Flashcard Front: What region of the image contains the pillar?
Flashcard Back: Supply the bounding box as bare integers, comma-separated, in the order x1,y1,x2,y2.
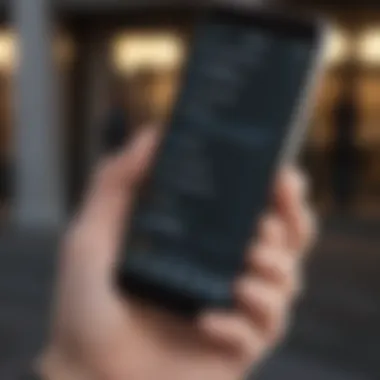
12,0,66,229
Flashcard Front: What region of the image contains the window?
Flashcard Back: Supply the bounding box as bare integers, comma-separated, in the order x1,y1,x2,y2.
110,31,186,124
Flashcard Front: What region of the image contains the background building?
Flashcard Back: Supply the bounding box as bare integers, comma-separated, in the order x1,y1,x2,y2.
1,2,380,380
0,0,379,229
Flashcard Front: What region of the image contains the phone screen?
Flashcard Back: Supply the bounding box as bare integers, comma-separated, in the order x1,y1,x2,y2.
120,9,320,305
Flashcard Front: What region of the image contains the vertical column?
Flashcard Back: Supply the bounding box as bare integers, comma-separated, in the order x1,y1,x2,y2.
12,0,65,229
83,30,113,171
66,28,112,213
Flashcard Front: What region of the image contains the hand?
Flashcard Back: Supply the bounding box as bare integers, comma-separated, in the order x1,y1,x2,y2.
39,128,316,380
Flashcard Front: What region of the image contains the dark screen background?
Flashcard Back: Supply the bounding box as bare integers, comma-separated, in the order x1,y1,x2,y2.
125,11,317,286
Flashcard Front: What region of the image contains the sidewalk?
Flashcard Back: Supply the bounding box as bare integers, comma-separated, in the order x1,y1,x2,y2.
258,352,371,380
0,218,379,379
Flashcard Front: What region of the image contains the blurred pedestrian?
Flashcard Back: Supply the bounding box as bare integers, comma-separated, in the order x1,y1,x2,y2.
0,144,10,220
0,76,11,223
101,77,133,154
331,63,359,213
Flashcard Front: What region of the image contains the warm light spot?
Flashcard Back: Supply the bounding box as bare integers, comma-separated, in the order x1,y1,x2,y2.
0,30,17,72
323,27,350,66
0,30,75,72
358,28,380,65
112,32,184,75
55,34,75,66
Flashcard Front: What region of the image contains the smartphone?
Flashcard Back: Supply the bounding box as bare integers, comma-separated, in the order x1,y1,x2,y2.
117,6,327,316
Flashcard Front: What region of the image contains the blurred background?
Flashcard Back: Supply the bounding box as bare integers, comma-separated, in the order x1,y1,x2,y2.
0,0,379,379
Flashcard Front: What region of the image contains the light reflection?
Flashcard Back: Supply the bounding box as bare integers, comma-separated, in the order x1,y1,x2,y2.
112,32,184,75
323,27,350,66
358,28,380,65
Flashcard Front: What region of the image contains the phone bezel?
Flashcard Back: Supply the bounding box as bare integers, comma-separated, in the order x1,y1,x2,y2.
118,5,330,315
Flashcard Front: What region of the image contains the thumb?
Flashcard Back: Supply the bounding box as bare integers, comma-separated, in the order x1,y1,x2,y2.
65,126,160,273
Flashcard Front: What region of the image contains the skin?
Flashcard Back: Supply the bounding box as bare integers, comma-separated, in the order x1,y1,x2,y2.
38,128,316,380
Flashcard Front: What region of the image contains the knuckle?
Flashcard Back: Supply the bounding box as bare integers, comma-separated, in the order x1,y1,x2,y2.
270,322,287,346
292,207,317,253
284,267,303,298
300,210,318,251
261,215,286,245
257,296,275,323
267,261,288,287
266,314,289,346
275,257,293,284
243,341,261,364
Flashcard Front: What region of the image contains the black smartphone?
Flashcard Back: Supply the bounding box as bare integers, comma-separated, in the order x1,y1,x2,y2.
117,6,327,316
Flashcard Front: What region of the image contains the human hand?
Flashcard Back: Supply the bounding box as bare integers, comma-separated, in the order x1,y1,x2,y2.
39,128,316,380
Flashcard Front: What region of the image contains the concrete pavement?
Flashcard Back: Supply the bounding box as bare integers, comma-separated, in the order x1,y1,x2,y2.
0,218,379,379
